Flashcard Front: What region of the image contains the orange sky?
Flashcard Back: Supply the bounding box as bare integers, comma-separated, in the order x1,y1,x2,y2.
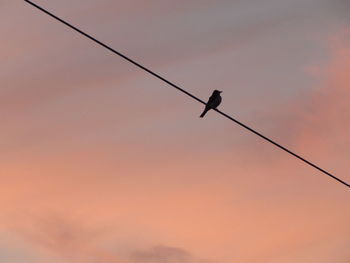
1,1,350,263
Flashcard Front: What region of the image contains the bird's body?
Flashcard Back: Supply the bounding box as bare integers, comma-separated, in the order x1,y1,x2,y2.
200,90,222,118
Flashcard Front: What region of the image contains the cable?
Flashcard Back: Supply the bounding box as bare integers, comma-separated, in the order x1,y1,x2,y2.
23,0,349,189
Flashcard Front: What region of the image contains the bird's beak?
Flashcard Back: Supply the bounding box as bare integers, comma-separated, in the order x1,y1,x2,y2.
219,91,223,93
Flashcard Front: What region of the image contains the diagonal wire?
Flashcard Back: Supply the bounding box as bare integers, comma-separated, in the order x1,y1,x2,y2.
23,0,349,189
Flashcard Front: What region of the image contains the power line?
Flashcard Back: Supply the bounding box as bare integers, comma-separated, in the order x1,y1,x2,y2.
23,0,349,189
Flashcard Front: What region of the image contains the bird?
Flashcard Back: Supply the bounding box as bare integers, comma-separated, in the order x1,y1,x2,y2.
200,90,222,118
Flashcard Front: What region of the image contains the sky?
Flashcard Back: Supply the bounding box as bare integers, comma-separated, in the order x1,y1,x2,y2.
1,0,350,262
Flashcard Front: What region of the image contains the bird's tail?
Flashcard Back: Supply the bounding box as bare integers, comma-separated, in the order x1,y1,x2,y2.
200,109,209,118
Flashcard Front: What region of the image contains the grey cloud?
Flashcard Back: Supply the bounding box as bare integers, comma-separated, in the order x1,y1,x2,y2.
13,215,214,263
11,214,121,263
130,246,213,263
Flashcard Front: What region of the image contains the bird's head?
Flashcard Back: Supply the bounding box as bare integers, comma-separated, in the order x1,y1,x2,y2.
213,90,222,94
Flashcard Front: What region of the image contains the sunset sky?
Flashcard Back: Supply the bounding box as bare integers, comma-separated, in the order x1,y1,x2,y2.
1,0,350,262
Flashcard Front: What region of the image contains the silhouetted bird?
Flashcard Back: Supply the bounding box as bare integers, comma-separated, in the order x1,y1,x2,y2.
200,90,222,118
